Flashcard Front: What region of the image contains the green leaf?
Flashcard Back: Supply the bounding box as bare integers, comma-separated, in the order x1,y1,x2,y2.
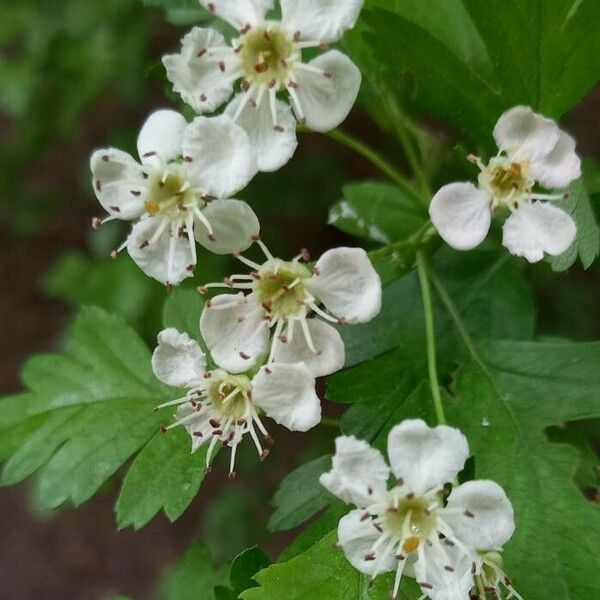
116,427,210,530
229,547,271,595
353,1,600,145
0,307,206,524
329,182,428,245
241,531,421,600
162,288,203,342
341,247,534,367
550,173,600,271
268,455,332,532
162,541,221,600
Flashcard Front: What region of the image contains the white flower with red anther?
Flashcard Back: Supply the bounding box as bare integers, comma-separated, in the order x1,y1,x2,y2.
162,0,363,172
152,328,321,478
320,420,517,600
90,109,259,286
198,242,381,375
430,106,581,263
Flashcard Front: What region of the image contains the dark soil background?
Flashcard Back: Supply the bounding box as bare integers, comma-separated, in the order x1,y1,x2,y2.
0,6,599,599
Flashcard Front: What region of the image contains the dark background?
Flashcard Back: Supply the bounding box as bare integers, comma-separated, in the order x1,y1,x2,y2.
1,2,599,598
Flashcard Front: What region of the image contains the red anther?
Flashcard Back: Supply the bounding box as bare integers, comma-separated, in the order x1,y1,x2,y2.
159,425,167,433
102,154,110,162
193,431,203,437
209,419,220,428
239,351,251,360
364,553,375,561
237,315,246,323
293,31,301,41
260,449,270,462
274,125,284,132
264,435,274,446
219,61,226,72
197,48,207,58
204,467,212,475
464,510,475,518
95,180,102,192
228,471,237,481
91,217,102,230
240,24,251,34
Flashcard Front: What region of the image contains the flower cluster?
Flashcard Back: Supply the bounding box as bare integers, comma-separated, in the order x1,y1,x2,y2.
152,242,381,477
430,106,581,263
321,420,522,600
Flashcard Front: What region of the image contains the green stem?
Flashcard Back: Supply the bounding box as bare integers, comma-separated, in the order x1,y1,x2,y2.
416,250,446,425
320,417,341,429
298,125,420,205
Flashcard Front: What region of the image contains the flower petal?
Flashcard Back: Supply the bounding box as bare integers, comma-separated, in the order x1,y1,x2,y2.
319,435,389,506
502,201,576,263
493,105,560,162
182,115,257,198
281,0,363,43
292,50,361,132
195,198,260,255
225,91,298,172
252,363,321,431
429,182,492,250
337,509,396,576
199,293,269,373
163,27,238,114
387,420,469,495
200,0,273,29
137,109,188,165
444,480,515,551
152,328,206,388
127,217,194,286
176,402,215,453
90,149,146,220
273,318,345,378
307,247,381,324
529,130,582,190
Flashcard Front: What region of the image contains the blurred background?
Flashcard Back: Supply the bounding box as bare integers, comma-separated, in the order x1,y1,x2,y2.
0,1,599,598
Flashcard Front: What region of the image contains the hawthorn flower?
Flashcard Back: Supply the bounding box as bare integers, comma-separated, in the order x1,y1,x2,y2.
162,0,363,172
152,328,321,477
430,106,581,263
90,109,259,285
198,242,381,376
320,420,516,600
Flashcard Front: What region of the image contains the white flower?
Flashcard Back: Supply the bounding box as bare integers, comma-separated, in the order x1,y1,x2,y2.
162,0,363,172
430,106,581,263
90,109,259,286
319,420,516,600
152,328,321,478
198,242,381,375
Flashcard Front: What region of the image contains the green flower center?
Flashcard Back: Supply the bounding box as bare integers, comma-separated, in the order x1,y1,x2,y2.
383,496,438,553
239,26,295,86
207,372,252,420
480,157,532,208
254,259,312,319
145,165,196,216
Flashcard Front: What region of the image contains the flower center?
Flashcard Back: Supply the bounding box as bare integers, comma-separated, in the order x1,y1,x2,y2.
383,495,438,553
145,164,197,217
254,259,312,320
239,26,295,87
479,156,533,209
207,371,252,420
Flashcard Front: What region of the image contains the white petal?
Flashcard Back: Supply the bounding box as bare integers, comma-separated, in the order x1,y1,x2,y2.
387,420,470,495
127,218,194,286
163,27,238,114
529,130,582,190
281,0,363,43
152,328,206,388
413,543,474,600
90,149,146,220
337,509,396,576
176,402,215,453
199,293,269,373
493,105,560,162
225,91,298,172
137,109,188,165
307,247,381,324
252,363,320,431
319,435,389,506
182,115,257,198
444,480,515,551
292,50,361,132
429,182,492,250
502,201,576,263
195,198,260,255
200,0,273,29
273,318,345,378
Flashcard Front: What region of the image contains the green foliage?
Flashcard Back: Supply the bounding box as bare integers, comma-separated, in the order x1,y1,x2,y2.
241,531,421,600
268,455,332,532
